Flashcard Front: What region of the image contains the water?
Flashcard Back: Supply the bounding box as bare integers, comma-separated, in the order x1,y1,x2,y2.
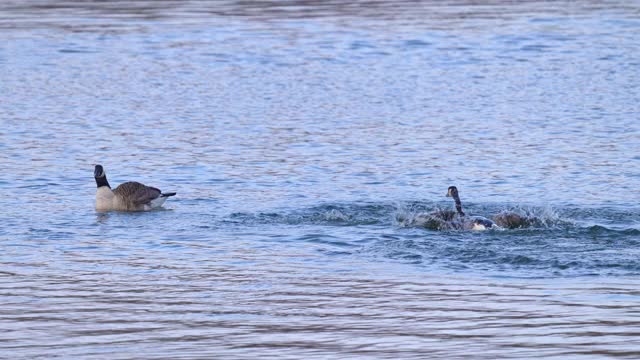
2,1,640,358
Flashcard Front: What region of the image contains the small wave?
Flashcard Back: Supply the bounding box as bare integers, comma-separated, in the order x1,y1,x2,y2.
586,224,640,236
225,203,393,227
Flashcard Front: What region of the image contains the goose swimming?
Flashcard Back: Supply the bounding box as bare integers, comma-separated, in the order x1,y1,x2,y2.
94,164,176,212
445,186,499,231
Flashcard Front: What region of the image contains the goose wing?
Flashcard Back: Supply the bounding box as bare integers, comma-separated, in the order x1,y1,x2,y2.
113,181,161,205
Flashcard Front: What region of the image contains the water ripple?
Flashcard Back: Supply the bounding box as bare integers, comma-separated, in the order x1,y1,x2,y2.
2,1,640,358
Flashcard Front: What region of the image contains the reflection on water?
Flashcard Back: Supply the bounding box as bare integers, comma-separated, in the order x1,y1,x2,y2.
1,0,639,30
4,264,640,358
2,0,640,358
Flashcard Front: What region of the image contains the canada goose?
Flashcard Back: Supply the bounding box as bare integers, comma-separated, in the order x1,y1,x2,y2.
94,164,176,212
446,186,498,230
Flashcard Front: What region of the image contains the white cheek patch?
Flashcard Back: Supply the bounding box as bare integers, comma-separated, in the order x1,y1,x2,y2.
471,223,487,231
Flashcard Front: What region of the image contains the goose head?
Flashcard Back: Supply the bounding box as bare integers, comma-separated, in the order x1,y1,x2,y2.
94,164,105,178
446,185,465,216
94,164,111,189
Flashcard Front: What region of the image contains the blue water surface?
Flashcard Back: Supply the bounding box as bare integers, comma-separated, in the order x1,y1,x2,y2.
1,1,640,358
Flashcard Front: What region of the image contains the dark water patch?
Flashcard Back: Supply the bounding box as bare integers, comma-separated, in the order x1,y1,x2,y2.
225,202,638,240
366,229,640,278
520,44,553,52
297,233,357,249
349,40,376,50
587,225,640,237
58,48,97,54
340,202,640,277
403,39,431,48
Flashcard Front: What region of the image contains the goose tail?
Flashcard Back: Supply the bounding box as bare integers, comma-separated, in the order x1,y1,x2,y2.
161,192,177,198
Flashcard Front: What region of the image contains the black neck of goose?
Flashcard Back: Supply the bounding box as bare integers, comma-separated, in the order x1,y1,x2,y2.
95,175,111,189
453,195,465,216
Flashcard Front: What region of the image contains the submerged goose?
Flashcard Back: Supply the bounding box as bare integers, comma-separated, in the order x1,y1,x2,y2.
492,210,536,229
445,186,499,231
94,164,176,212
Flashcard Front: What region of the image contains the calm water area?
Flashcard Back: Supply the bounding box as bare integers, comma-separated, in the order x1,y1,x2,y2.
1,1,640,358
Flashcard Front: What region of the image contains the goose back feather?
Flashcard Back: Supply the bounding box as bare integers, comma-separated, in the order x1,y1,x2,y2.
114,182,161,206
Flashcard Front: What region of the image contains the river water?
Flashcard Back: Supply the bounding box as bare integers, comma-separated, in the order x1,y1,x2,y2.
1,1,640,358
